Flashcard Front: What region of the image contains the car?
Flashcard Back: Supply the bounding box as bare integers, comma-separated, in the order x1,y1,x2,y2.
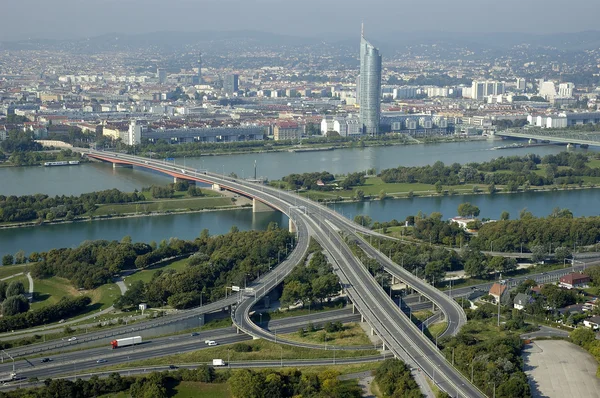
191,332,199,337
207,341,218,346
204,340,212,344
40,358,52,363
96,359,107,363
67,337,77,342
58,319,65,324
169,365,178,369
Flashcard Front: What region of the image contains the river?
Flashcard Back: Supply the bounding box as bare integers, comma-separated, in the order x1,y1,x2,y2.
0,139,598,257
0,139,582,196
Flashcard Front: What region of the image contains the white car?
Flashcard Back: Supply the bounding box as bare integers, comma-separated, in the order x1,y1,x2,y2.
207,341,218,346
67,337,77,342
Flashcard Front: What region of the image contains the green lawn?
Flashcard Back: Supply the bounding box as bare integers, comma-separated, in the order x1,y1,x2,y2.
126,257,190,285
30,276,120,312
426,321,448,340
97,339,379,371
411,310,434,322
0,264,28,280
298,177,478,200
93,197,233,216
30,277,80,310
281,322,373,346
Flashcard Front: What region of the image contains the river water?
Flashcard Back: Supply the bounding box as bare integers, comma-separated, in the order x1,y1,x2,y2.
0,139,576,196
0,139,597,257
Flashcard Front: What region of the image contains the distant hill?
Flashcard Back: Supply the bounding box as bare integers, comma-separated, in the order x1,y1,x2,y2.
1,29,599,52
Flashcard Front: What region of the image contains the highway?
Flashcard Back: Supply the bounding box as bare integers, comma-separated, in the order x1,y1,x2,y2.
77,150,489,396
0,309,370,381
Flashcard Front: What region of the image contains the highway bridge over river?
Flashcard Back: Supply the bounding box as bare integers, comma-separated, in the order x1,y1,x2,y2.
79,149,482,397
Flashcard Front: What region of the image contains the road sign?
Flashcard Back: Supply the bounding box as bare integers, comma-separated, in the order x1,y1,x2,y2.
165,157,175,161
231,286,240,292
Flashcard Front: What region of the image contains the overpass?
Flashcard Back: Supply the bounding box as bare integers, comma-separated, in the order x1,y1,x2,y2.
79,149,481,398
496,127,600,146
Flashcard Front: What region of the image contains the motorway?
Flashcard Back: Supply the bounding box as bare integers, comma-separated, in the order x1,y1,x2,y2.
0,309,370,381
77,150,487,397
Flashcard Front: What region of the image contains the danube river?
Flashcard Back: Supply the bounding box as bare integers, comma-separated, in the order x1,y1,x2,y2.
0,139,597,257
0,139,577,196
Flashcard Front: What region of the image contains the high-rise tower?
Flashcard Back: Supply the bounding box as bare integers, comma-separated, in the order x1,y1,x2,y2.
198,53,203,84
358,24,382,136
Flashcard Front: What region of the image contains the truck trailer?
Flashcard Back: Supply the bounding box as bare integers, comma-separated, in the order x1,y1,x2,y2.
0,372,17,384
110,336,142,349
212,359,225,367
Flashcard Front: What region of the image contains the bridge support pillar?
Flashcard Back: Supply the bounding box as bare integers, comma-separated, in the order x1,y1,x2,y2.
212,184,222,191
370,327,375,336
288,219,297,234
253,198,275,213
360,314,364,323
352,303,355,314
382,342,386,351
112,163,132,169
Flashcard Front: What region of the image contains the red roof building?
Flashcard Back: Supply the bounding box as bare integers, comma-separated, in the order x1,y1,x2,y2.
559,273,590,289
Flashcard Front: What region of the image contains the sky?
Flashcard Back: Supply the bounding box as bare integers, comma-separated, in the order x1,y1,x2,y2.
2,0,599,41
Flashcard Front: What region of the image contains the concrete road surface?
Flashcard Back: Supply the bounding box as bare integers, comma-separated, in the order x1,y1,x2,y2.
523,340,600,398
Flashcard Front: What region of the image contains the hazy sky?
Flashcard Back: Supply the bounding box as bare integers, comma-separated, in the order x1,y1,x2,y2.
3,0,599,41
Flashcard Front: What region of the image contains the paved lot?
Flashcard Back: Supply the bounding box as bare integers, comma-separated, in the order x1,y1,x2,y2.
523,340,600,398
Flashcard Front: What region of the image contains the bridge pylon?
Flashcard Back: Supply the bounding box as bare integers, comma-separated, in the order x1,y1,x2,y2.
253,198,275,213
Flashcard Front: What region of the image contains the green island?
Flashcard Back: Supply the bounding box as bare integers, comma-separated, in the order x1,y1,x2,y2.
270,151,600,201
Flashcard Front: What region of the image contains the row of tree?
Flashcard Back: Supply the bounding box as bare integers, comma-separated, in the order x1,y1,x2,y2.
0,296,90,333
0,189,143,223
281,171,336,191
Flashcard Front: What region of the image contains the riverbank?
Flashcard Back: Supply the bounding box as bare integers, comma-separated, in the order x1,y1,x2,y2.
294,176,600,204
0,194,250,230
143,134,498,159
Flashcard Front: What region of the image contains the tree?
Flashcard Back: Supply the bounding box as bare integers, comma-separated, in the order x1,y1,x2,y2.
2,294,29,316
488,183,497,194
457,202,480,218
46,212,55,221
65,211,75,221
435,180,443,194
570,327,596,347
6,280,25,297
554,246,571,263
228,369,265,398
424,261,446,283
354,189,365,201
378,190,387,200
500,211,510,221
353,215,372,228
2,254,14,266
14,250,26,264
28,252,41,263
531,245,546,263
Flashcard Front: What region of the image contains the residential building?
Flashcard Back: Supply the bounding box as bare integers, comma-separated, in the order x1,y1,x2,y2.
583,316,600,330
143,126,265,144
489,283,508,304
471,80,505,100
513,293,532,310
559,273,590,289
273,122,304,141
359,25,382,136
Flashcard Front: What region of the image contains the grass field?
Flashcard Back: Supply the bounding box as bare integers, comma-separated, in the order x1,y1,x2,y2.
30,276,120,312
281,322,373,347
426,321,448,340
93,197,233,216
126,257,190,285
411,310,434,323
97,339,379,371
0,264,28,280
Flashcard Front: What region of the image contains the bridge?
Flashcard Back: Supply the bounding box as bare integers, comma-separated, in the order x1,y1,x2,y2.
81,149,483,398
496,127,600,146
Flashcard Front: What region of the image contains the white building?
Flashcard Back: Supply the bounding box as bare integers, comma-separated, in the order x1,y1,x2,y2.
125,120,144,146
471,80,505,100
558,82,575,98
539,80,558,100
516,78,526,90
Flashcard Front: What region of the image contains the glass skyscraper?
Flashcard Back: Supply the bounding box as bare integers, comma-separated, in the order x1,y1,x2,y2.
359,27,382,136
